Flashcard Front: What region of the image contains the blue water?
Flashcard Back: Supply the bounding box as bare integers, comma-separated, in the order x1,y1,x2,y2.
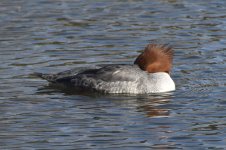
0,0,226,149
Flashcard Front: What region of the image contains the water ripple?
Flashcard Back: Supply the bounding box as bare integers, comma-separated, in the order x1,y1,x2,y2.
0,0,226,149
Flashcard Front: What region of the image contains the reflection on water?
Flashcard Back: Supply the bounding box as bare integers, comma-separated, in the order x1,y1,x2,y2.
39,84,173,118
0,0,226,149
137,99,170,118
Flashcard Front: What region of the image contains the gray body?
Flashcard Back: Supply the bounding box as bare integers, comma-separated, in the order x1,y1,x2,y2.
36,64,175,94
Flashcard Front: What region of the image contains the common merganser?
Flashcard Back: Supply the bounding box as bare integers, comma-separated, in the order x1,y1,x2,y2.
35,44,175,94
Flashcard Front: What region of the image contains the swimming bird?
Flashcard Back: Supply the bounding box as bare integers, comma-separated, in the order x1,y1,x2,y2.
35,44,175,94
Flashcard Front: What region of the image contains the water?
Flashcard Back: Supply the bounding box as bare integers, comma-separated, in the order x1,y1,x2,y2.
0,0,226,149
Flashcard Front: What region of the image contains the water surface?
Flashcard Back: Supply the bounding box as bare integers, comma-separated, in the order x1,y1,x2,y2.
0,0,226,149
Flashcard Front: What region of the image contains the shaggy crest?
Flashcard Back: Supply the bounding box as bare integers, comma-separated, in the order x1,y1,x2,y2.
134,44,173,73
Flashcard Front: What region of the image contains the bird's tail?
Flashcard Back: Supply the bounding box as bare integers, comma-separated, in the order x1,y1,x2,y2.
32,72,58,82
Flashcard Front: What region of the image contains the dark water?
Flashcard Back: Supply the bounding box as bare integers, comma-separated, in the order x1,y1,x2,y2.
0,0,226,149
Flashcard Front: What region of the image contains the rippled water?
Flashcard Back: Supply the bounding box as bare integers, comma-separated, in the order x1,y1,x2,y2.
0,0,226,149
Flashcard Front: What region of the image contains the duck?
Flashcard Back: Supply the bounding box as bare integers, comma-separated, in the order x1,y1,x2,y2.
35,44,175,94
